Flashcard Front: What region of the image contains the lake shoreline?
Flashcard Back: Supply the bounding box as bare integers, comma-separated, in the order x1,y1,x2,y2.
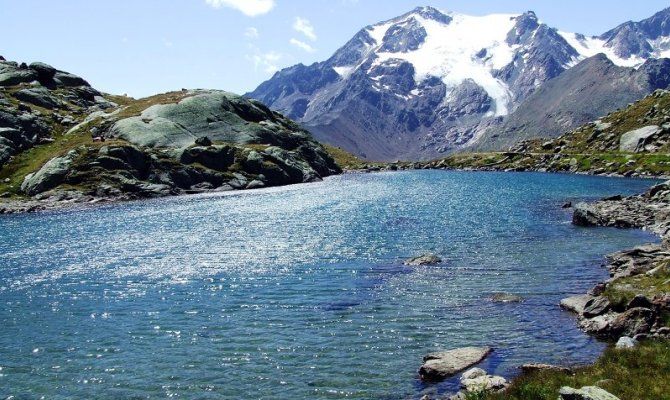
1,165,667,216
472,179,670,399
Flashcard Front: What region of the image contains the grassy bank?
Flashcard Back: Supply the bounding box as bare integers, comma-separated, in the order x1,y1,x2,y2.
485,340,670,400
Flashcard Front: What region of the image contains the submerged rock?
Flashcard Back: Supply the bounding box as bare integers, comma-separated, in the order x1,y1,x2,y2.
419,346,492,381
490,292,523,303
404,253,442,266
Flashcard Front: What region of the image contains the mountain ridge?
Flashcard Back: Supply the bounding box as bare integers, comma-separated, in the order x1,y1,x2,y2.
249,6,670,161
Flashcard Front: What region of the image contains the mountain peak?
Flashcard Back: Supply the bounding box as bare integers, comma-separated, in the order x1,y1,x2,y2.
397,5,453,25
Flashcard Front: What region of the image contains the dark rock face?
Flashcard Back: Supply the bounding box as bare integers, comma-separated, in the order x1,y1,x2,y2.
249,6,670,161
380,17,426,53
600,7,670,59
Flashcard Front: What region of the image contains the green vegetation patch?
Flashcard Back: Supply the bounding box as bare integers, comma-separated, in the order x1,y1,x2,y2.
487,340,670,400
323,144,371,170
604,262,670,310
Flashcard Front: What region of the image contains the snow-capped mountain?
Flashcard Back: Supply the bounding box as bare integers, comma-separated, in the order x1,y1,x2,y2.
249,6,670,161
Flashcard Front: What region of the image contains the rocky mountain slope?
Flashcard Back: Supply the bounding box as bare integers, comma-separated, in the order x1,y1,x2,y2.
0,57,340,213
475,55,670,151
249,6,670,161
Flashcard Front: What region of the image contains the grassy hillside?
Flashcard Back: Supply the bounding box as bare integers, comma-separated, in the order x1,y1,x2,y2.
435,89,670,177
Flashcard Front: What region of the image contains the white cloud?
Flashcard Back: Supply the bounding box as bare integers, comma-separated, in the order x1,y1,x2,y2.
245,27,259,39
205,0,275,17
289,38,316,53
293,17,317,41
246,47,283,73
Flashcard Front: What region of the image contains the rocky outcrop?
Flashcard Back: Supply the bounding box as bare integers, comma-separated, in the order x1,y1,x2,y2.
0,74,341,212
0,58,111,170
619,125,663,152
419,346,492,381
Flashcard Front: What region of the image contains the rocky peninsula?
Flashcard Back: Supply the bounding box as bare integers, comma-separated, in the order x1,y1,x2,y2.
0,57,340,214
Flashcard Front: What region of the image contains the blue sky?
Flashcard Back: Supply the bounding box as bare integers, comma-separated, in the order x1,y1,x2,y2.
2,0,668,97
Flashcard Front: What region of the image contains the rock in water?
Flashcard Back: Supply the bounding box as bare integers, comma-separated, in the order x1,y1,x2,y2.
404,253,442,266
572,203,601,226
490,292,523,303
559,386,620,400
460,367,487,380
419,347,492,380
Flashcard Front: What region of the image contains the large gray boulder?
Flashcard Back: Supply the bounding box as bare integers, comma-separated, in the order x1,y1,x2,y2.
21,150,78,196
419,347,492,380
619,125,660,152
559,386,620,400
108,90,309,149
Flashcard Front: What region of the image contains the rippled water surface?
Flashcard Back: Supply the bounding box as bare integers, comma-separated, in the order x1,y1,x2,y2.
0,171,660,399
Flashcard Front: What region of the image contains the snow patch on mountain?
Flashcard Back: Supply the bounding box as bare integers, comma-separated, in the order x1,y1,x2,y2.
367,13,520,116
333,65,355,78
559,32,646,67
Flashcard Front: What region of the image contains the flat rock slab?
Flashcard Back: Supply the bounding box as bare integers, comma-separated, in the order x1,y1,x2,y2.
559,386,620,400
520,363,572,374
560,294,594,315
419,346,492,381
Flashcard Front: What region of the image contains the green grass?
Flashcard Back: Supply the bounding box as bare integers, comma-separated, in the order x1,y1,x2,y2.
323,144,370,170
486,340,670,400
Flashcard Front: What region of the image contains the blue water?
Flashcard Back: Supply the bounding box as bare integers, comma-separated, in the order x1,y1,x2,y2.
0,171,659,399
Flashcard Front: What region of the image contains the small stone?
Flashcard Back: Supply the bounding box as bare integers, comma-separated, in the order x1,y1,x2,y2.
615,336,638,349
560,294,594,315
